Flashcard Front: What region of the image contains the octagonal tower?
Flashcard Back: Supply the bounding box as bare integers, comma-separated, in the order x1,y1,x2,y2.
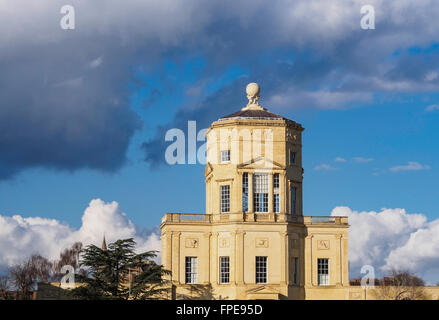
160,83,349,300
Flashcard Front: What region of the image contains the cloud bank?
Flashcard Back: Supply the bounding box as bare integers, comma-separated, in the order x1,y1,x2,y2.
0,199,161,269
332,206,439,283
2,199,438,283
2,0,439,172
390,161,431,172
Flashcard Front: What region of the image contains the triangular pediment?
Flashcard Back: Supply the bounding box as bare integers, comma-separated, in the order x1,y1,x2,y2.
237,157,284,170
246,285,280,295
204,162,213,177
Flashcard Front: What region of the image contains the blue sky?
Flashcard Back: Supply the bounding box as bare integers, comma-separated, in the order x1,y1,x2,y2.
1,0,439,282
1,70,438,229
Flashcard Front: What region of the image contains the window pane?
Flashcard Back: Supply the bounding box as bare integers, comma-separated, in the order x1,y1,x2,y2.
221,150,230,163
273,194,280,213
317,258,329,286
291,186,297,215
290,151,296,164
255,256,267,284
220,256,230,284
273,174,280,213
293,257,299,285
221,185,230,213
185,257,198,284
254,174,268,213
242,173,248,212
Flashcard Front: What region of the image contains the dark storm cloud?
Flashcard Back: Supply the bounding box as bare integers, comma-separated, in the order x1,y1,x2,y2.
2,0,439,176
0,37,143,179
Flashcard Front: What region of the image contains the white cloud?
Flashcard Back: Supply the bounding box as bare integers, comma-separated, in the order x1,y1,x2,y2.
314,164,337,171
331,206,439,283
89,56,103,69
334,157,346,162
353,157,374,163
390,161,431,172
425,104,439,112
425,72,438,82
0,199,161,268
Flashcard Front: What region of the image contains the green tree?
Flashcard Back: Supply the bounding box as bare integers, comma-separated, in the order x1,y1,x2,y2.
70,238,169,300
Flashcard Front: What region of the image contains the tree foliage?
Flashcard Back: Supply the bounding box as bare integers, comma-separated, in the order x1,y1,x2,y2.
70,238,169,300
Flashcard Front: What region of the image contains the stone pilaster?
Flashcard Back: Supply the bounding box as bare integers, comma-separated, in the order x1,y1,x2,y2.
236,231,245,284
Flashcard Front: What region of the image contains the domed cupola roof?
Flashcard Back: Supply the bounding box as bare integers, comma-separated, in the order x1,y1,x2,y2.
217,82,302,129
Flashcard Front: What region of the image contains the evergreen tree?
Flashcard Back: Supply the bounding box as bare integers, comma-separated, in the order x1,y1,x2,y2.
70,238,169,300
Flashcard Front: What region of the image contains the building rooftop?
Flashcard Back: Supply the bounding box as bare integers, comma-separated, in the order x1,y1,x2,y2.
216,82,302,128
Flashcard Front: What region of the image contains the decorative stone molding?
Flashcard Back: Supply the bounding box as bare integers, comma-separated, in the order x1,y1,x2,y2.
219,238,230,248
255,238,269,248
317,240,330,250
185,238,199,248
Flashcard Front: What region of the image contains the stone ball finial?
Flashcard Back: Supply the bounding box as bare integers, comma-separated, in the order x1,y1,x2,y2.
246,82,260,97
246,82,260,105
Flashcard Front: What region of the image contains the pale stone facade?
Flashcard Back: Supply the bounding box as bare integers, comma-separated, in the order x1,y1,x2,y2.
160,83,439,300
160,83,352,300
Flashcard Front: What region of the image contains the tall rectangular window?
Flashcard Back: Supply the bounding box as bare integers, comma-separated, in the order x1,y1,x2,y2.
290,151,296,165
219,256,230,284
293,257,299,285
273,174,280,213
185,257,198,284
255,256,267,284
221,150,230,163
242,173,248,212
291,186,297,215
317,258,329,286
221,185,230,213
254,173,268,212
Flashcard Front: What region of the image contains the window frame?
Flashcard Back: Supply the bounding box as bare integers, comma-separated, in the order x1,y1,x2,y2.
242,173,248,213
317,258,329,286
219,256,230,284
220,185,230,213
185,257,198,284
293,257,299,285
273,173,280,213
220,150,231,163
290,185,297,215
290,151,296,165
255,256,268,284
253,173,268,213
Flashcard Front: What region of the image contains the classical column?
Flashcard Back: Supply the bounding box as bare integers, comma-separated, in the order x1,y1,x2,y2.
161,232,172,281
268,172,274,213
305,235,313,286
235,231,245,285
203,232,212,284
300,236,305,286
172,232,181,284
212,232,219,285
280,232,288,285
230,231,236,284
248,173,254,213
334,233,344,286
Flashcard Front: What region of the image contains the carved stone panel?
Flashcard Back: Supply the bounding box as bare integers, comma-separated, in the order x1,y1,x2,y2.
317,240,330,250
255,238,269,248
185,238,199,248
219,238,230,248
